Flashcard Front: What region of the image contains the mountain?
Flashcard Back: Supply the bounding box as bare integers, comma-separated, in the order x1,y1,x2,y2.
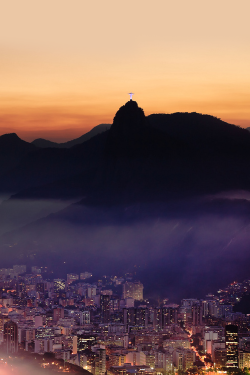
30,138,59,148
147,112,250,155
0,131,109,194
2,101,250,201
84,102,250,205
0,133,37,176
31,123,111,148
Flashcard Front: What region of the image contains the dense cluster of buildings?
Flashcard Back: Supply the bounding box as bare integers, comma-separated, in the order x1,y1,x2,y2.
0,265,250,374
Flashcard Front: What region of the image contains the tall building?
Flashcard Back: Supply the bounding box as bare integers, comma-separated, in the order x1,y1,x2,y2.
225,324,238,368
36,282,45,293
122,281,143,301
153,308,163,331
54,279,66,293
4,321,18,354
100,295,110,323
53,307,64,322
80,311,91,325
214,347,227,367
192,303,203,326
77,335,96,352
164,306,178,325
201,299,219,318
95,348,106,375
239,351,250,369
123,307,148,328
135,308,148,328
153,307,178,330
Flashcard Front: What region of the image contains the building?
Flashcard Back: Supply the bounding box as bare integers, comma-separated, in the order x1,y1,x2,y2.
77,335,96,352
109,353,126,367
214,347,227,368
67,273,79,284
80,272,92,280
80,310,91,325
100,295,111,323
36,282,45,293
192,303,203,326
126,351,146,366
122,282,143,301
4,321,18,354
53,307,64,322
225,324,238,368
123,307,148,328
183,349,195,370
54,279,66,293
95,348,106,375
239,350,250,369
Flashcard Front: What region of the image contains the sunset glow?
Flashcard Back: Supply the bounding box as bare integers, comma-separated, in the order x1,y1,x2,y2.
1,0,250,141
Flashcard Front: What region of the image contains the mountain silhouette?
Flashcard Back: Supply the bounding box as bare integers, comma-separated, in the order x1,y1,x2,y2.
0,131,108,194
32,123,111,148
0,133,37,176
2,101,250,200
86,102,250,205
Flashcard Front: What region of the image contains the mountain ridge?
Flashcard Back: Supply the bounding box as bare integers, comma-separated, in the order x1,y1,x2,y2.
31,123,111,148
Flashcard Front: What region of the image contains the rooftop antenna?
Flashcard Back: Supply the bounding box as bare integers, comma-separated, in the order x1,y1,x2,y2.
128,93,134,100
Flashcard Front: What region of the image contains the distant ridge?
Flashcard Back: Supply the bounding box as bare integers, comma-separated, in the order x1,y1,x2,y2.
32,123,111,148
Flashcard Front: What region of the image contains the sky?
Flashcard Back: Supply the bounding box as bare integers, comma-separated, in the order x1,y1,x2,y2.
0,0,250,142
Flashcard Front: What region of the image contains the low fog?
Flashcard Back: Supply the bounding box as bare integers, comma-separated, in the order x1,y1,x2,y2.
1,191,250,301
0,197,79,236
0,360,54,375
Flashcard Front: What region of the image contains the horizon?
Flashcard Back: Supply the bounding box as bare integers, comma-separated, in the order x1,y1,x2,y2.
1,1,250,142
0,105,249,143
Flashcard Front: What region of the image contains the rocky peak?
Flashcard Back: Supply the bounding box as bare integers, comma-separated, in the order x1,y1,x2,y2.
105,100,148,157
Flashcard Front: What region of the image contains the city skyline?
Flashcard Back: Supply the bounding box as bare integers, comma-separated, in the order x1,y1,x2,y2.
0,263,250,374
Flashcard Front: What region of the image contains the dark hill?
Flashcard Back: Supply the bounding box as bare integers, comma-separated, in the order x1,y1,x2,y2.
31,138,59,148
32,123,111,148
234,294,250,314
86,103,250,205
147,112,250,155
3,101,250,201
0,133,37,175
0,131,108,194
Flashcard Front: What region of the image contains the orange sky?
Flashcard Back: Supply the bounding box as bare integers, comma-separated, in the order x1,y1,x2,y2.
0,0,250,142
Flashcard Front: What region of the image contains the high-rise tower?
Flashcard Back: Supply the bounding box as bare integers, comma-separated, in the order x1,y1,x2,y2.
225,324,238,368
4,321,18,354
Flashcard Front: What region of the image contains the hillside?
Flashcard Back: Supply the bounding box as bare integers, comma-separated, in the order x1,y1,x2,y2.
32,123,111,148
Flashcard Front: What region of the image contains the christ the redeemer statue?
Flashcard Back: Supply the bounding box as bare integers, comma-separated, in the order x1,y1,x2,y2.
128,93,134,100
